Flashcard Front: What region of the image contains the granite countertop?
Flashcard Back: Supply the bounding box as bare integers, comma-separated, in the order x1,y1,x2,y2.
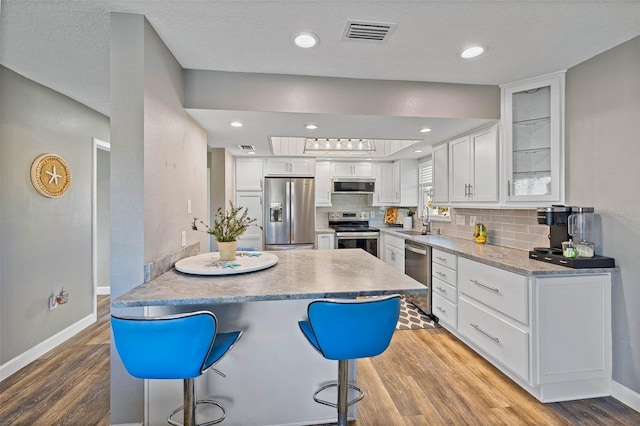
112,249,426,308
380,228,618,276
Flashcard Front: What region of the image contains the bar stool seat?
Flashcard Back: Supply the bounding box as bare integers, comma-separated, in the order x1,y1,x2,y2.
111,311,242,426
298,295,401,426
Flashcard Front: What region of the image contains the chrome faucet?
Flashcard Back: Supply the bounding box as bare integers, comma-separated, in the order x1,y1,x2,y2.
422,206,431,235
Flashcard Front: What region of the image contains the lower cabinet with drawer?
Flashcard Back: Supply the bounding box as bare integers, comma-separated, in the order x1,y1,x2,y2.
451,257,612,403
431,249,458,330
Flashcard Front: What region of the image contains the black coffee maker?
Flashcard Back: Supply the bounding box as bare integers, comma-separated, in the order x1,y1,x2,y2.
535,205,571,255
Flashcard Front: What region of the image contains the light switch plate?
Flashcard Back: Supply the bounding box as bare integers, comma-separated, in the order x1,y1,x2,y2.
456,215,466,226
469,216,476,227
181,231,186,247
187,199,192,215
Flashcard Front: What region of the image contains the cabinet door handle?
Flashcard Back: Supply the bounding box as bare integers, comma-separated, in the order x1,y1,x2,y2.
390,251,396,261
436,286,446,293
507,180,511,197
468,184,472,197
260,178,263,190
470,279,500,293
470,323,500,343
436,256,447,261
435,306,446,313
436,271,447,278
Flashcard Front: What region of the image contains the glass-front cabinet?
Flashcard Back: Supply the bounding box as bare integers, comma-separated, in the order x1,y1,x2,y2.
501,71,565,204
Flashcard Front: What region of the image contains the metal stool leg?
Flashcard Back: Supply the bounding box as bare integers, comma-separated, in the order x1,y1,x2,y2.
168,377,227,426
337,359,349,426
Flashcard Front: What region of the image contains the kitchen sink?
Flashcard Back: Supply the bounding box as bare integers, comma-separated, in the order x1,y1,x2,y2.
395,230,426,236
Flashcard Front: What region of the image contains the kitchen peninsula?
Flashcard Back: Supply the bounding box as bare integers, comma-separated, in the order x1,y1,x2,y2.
113,249,426,426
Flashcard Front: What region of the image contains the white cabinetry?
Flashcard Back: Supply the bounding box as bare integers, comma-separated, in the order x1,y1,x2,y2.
333,162,372,177
314,161,332,206
432,143,449,203
501,71,565,204
455,257,611,402
449,124,499,203
265,158,315,176
235,191,263,250
316,232,335,250
376,160,418,206
376,162,396,204
235,158,263,191
382,234,404,272
431,249,458,329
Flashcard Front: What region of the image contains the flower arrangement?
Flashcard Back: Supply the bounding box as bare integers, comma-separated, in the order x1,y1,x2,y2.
191,201,260,242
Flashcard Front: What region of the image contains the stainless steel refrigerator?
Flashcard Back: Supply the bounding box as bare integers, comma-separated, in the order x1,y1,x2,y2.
264,177,315,250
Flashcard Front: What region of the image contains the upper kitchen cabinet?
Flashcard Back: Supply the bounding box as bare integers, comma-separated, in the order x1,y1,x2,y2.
333,161,372,177
501,71,565,205
376,159,418,207
449,124,499,203
236,158,264,191
265,158,315,176
315,161,332,206
432,143,449,204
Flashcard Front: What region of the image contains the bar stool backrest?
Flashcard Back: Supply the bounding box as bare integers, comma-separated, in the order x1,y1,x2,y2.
111,311,217,380
306,295,401,361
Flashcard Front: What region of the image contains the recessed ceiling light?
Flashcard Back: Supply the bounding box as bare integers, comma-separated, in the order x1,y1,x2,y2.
306,124,318,130
419,128,432,133
414,150,423,153
294,32,319,48
230,121,243,127
247,151,255,155
460,46,485,59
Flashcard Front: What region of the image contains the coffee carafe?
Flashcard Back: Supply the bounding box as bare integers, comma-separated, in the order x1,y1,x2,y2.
568,207,595,257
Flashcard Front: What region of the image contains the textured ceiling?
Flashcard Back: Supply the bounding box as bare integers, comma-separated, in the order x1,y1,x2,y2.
2,0,639,157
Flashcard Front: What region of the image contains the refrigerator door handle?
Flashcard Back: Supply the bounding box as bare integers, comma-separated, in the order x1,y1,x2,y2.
289,179,294,242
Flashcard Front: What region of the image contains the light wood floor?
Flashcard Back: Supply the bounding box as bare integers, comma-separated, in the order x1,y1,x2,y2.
1,297,639,425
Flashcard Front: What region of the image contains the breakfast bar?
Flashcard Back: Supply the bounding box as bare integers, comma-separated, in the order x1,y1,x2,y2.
113,249,426,426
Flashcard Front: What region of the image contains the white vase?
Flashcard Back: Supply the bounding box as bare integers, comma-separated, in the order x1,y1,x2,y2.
218,240,238,261
403,217,413,229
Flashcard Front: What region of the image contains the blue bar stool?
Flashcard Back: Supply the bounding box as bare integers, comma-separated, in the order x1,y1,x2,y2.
298,295,401,426
111,311,242,426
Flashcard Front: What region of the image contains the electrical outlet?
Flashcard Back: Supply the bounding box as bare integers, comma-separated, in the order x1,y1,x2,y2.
187,199,192,215
49,296,57,310
181,231,187,247
370,210,376,218
456,215,466,226
469,215,477,227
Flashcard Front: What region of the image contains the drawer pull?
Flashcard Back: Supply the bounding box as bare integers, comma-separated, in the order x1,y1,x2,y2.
435,306,446,313
470,279,500,293
436,286,447,293
436,271,447,278
436,256,447,261
470,323,500,343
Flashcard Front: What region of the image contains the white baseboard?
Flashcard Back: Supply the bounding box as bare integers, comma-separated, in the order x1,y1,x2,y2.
0,313,96,382
97,286,111,295
612,380,640,413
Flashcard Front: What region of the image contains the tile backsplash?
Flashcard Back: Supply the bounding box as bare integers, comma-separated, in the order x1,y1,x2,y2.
418,208,549,252
316,196,548,252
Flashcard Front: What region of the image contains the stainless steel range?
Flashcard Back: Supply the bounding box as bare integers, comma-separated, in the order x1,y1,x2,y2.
328,211,379,258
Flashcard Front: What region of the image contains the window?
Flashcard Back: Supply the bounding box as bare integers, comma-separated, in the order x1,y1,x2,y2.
418,159,449,220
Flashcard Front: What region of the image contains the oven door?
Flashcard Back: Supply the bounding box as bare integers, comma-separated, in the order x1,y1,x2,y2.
335,232,379,258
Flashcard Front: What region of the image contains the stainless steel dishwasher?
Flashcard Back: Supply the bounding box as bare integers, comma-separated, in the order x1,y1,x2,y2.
404,240,434,318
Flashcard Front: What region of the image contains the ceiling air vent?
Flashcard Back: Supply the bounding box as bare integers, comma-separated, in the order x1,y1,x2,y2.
238,145,256,151
343,20,397,42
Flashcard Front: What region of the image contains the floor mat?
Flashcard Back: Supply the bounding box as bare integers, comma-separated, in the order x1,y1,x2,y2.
396,297,440,330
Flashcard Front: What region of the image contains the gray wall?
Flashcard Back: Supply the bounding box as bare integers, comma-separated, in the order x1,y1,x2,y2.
184,69,500,119
109,13,208,424
565,36,640,393
97,148,110,289
0,66,110,363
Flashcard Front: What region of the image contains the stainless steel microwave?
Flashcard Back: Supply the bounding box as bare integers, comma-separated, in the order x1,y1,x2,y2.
332,178,375,194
